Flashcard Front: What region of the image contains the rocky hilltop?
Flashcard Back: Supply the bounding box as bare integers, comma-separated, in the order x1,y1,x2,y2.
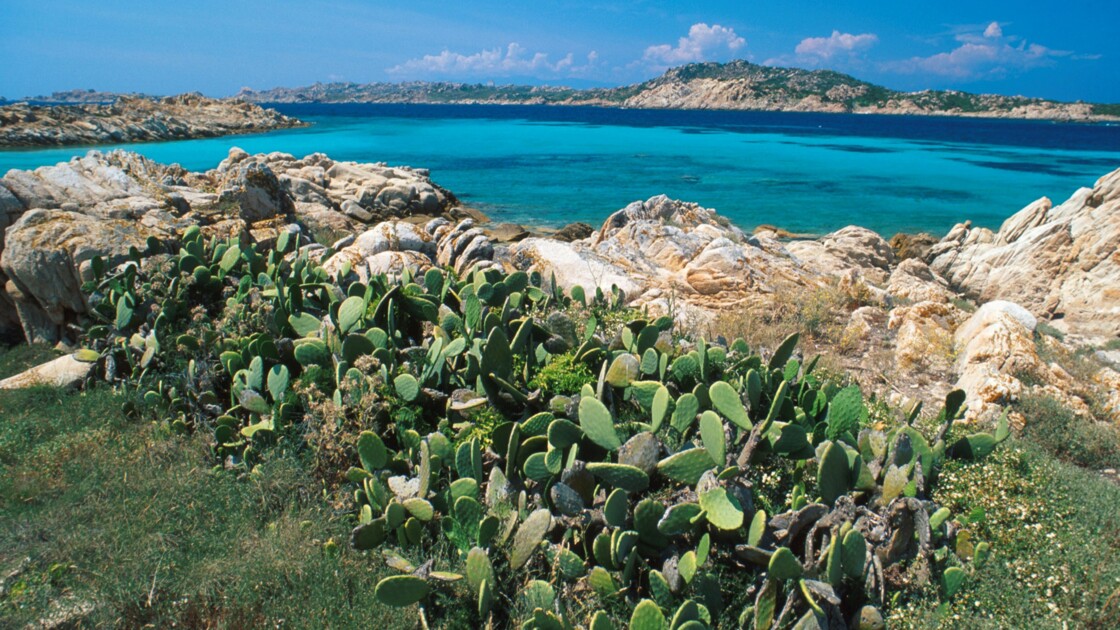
237,60,1120,122
2,149,1118,423
0,93,305,147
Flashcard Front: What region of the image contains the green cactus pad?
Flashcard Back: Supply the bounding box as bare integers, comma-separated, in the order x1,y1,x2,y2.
589,610,614,630
337,295,365,334
699,411,727,466
649,570,673,607
350,518,388,550
547,419,583,449
266,364,289,401
293,339,329,366
710,380,751,429
393,373,420,402
754,579,778,630
651,385,671,432
478,578,493,617
373,575,430,607
698,487,744,531
402,498,434,521
678,550,698,584
521,579,556,611
630,599,667,630
768,332,799,370
671,393,699,433
842,529,868,578
466,547,493,592
657,502,703,536
634,499,669,547
941,566,966,598
817,441,851,506
587,462,650,492
826,385,864,440
358,431,388,471
606,353,640,388
768,546,802,581
588,566,618,597
510,508,552,570
288,312,322,337
748,509,767,546
579,396,622,451
656,448,717,485
605,488,629,527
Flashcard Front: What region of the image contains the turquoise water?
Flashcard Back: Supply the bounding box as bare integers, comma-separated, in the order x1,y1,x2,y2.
3,104,1119,236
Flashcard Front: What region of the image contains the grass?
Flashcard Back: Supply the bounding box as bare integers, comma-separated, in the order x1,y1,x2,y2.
890,441,1120,628
0,381,417,629
0,343,61,380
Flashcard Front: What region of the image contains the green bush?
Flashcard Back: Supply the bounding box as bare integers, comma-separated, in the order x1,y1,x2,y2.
53,230,1009,628
1017,394,1120,469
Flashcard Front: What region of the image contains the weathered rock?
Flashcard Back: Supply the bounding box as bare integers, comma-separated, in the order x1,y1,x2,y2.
617,432,662,476
0,353,93,389
509,195,817,322
217,161,289,222
888,232,937,261
552,222,594,242
787,226,895,284
1,209,162,342
888,301,967,374
953,301,1042,421
928,168,1120,342
887,258,954,304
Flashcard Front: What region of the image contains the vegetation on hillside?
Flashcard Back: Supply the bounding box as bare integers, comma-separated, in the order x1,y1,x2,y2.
237,60,1119,118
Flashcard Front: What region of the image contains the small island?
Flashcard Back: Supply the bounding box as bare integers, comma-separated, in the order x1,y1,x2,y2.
0,93,305,147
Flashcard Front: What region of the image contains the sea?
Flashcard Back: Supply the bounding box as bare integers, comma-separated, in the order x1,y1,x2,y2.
3,104,1119,237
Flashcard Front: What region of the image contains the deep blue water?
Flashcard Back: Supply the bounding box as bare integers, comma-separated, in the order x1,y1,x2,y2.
3,103,1119,236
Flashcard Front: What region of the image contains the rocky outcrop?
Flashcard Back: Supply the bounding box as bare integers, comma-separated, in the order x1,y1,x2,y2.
786,226,895,284
0,148,465,342
508,195,824,322
237,61,1120,122
928,167,1120,343
0,93,304,147
3,150,1116,427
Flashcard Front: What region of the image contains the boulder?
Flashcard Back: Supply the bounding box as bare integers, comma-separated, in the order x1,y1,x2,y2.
509,195,816,319
928,168,1120,341
953,301,1043,421
0,353,94,390
1,209,161,342
787,226,895,285
217,161,290,222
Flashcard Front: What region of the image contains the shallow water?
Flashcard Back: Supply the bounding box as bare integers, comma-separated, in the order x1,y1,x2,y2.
2,104,1119,236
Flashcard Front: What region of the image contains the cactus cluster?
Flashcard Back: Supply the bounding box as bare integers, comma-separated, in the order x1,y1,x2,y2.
75,227,1007,628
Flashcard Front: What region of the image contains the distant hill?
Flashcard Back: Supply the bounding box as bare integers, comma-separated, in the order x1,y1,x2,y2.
21,88,155,104
236,60,1119,122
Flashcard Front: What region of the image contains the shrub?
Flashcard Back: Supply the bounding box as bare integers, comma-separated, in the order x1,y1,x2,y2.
62,230,1009,628
1017,394,1120,470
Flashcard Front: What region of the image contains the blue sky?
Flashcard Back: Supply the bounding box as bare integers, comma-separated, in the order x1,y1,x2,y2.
1,0,1117,102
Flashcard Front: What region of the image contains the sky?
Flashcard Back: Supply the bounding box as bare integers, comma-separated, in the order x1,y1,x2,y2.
1,0,1117,102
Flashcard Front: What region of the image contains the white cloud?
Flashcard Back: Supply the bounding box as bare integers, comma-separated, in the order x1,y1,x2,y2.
389,44,597,78
883,24,1087,79
794,31,878,61
642,23,745,67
